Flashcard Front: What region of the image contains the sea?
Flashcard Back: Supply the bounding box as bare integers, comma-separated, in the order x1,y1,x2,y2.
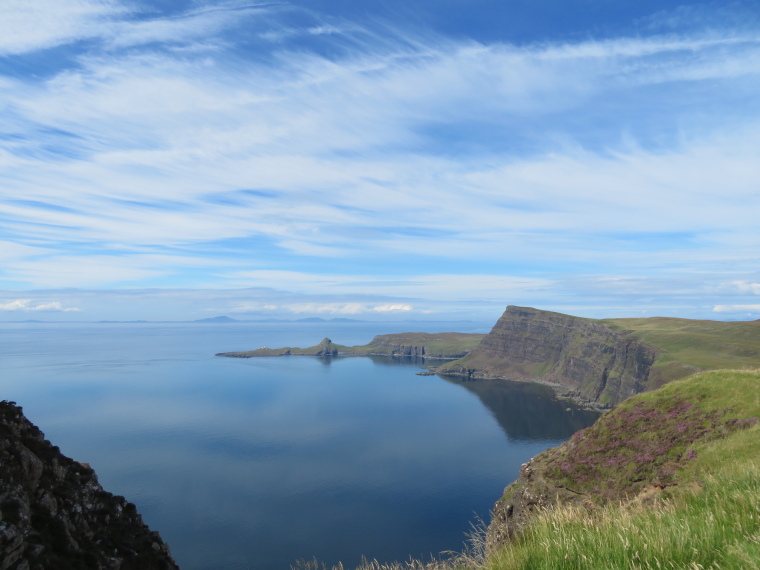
0,321,600,570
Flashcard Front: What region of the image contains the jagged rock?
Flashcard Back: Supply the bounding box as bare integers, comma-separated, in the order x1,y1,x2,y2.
441,306,657,407
0,400,179,570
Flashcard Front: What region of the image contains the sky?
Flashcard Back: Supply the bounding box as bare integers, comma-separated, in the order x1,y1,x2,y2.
1,0,760,323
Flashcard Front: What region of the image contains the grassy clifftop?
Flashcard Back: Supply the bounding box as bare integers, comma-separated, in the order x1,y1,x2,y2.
439,307,760,407
486,368,760,569
602,316,760,385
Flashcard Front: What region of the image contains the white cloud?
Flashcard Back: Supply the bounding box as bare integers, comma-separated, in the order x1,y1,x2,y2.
228,301,412,315
371,304,412,312
4,30,758,260
0,1,275,56
713,304,760,314
0,299,80,312
282,303,379,315
733,281,760,295
0,242,52,260
0,0,127,56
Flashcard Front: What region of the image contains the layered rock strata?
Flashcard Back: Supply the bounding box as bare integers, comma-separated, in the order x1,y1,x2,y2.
440,306,657,407
0,400,179,570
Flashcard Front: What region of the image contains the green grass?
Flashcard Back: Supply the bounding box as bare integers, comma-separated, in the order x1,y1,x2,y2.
488,463,760,570
488,369,760,570
601,317,760,384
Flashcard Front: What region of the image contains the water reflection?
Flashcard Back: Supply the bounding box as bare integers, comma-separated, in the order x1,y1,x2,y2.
439,375,601,442
0,323,602,570
300,355,600,442
366,355,431,367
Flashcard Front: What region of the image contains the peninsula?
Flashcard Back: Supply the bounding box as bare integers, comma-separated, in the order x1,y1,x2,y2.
216,332,485,359
218,306,760,408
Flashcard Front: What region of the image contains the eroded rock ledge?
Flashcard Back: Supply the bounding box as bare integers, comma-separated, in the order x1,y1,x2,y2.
0,400,179,570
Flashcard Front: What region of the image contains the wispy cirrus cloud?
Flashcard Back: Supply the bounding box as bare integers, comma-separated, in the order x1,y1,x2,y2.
1,1,760,319
0,0,128,56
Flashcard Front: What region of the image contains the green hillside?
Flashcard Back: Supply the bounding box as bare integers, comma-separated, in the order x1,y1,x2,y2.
602,317,760,385
487,368,760,570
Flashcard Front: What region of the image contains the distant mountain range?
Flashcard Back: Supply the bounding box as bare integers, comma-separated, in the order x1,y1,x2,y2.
3,316,479,324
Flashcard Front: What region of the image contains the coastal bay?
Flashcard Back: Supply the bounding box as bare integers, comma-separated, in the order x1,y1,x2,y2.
0,321,598,570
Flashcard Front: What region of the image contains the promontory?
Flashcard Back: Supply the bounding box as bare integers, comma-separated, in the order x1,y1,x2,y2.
218,305,760,408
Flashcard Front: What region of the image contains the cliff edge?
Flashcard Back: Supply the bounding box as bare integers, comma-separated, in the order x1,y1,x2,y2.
485,369,760,568
0,400,179,570
440,306,657,407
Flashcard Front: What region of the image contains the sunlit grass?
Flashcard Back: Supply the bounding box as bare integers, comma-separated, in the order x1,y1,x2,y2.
489,462,760,570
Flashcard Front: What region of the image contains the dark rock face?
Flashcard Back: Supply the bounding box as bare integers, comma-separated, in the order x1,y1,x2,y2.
485,457,578,552
0,401,179,570
442,306,657,407
365,339,427,357
312,338,338,356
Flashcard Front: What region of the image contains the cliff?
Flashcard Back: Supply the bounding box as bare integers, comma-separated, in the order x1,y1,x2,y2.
440,306,657,407
0,400,178,570
216,332,484,360
485,369,760,566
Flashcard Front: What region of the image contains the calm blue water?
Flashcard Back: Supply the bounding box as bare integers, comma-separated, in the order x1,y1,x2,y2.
0,322,599,570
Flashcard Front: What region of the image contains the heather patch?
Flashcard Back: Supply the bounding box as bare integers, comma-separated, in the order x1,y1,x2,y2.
544,396,758,501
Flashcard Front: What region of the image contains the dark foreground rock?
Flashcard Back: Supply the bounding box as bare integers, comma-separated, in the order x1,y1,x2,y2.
0,400,179,570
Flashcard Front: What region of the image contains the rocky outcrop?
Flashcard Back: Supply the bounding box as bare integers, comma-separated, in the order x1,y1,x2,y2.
364,339,427,357
360,333,481,359
0,400,179,570
440,306,657,407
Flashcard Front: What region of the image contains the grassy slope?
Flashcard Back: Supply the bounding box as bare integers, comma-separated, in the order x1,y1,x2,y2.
601,317,760,385
488,369,760,570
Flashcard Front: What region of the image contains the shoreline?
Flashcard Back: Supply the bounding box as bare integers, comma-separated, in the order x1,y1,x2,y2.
430,367,613,412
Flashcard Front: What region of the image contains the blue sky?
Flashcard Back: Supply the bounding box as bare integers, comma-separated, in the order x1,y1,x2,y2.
1,0,760,322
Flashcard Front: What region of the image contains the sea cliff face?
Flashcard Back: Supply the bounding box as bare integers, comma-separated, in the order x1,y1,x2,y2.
0,401,178,570
441,306,657,407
